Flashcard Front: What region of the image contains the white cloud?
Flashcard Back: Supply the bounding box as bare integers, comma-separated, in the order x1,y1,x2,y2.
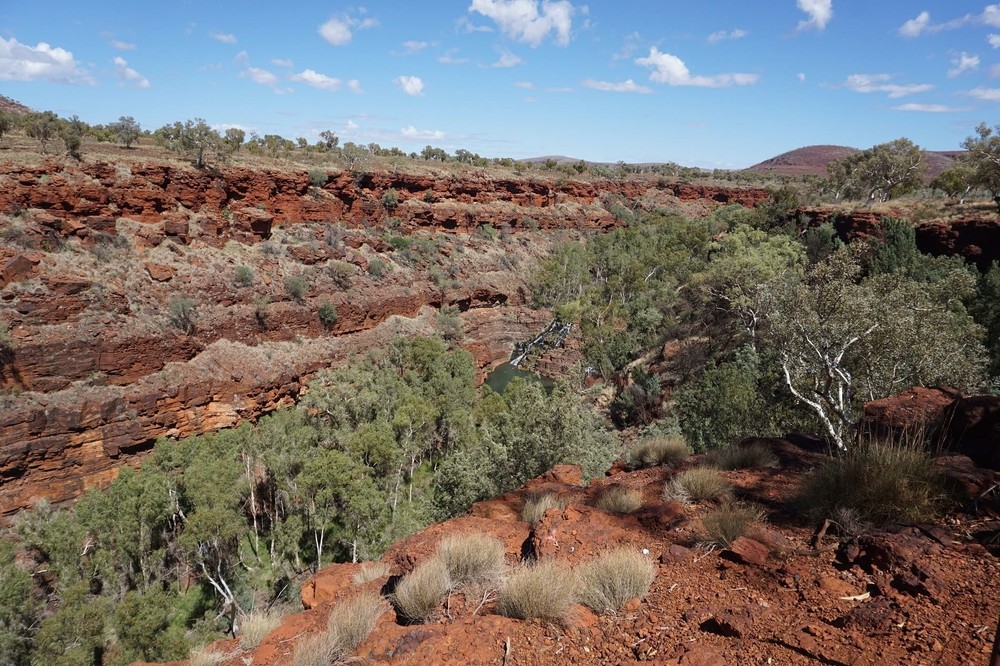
635,47,758,88
984,4,1000,27
797,72,806,82
491,51,523,67
0,36,94,85
989,34,1000,48
401,124,445,140
240,66,291,94
582,78,652,93
210,31,237,44
844,73,932,98
891,103,964,112
396,75,425,95
348,79,363,93
612,31,643,61
898,9,987,37
402,40,430,53
319,13,379,46
234,50,249,66
707,28,748,43
899,11,931,38
968,86,1000,101
438,49,469,64
112,56,150,88
291,68,341,91
515,80,534,89
271,58,293,68
468,0,576,47
456,16,494,33
109,39,136,51
948,52,980,77
797,0,833,31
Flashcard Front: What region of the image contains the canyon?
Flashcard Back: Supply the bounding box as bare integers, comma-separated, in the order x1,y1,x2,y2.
0,159,771,519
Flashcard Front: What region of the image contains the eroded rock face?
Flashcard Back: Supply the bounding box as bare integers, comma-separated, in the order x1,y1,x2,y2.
206,449,1000,666
0,162,771,237
862,387,1000,471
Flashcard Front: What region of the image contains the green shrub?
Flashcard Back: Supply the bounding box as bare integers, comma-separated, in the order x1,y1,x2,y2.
662,468,732,504
477,224,497,240
594,486,643,514
285,276,309,303
318,302,338,330
392,558,449,623
797,439,945,526
626,436,690,469
381,188,399,210
436,533,506,588
706,442,779,470
521,493,567,525
308,168,328,188
368,258,389,279
234,265,254,287
496,560,576,623
253,296,269,330
576,548,656,614
0,320,13,353
168,297,197,334
328,260,355,288
701,502,766,547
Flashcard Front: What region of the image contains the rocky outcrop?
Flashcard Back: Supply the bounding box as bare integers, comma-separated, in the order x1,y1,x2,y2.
0,162,771,239
862,387,1000,471
796,207,1000,270
202,447,1000,666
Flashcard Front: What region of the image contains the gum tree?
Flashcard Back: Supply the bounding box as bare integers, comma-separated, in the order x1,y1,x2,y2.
761,248,985,451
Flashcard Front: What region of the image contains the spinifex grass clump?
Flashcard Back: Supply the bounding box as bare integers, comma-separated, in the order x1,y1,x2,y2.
496,560,576,623
239,610,282,650
798,438,945,526
701,502,766,547
437,533,507,588
291,592,388,666
662,468,732,504
594,485,643,514
520,492,568,525
626,435,691,469
576,548,657,614
391,558,450,623
706,441,779,470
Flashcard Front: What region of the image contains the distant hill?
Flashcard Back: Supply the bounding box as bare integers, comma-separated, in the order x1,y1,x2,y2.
748,144,964,180
524,155,586,165
0,95,32,115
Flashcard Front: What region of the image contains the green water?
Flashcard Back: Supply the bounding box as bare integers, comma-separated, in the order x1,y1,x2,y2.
484,362,554,394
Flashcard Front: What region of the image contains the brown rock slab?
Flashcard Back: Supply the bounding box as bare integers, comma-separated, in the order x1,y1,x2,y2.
721,536,769,566
144,263,175,282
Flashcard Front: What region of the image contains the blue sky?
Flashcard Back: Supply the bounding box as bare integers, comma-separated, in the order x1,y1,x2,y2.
1,1,999,167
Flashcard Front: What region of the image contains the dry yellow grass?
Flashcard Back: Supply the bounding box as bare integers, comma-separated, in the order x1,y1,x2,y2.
392,557,450,623
594,485,644,514
576,548,657,614
496,560,576,624
662,468,733,504
520,492,568,525
436,533,507,588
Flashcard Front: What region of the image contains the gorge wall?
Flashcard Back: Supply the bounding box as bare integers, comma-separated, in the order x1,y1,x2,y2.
0,160,770,520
